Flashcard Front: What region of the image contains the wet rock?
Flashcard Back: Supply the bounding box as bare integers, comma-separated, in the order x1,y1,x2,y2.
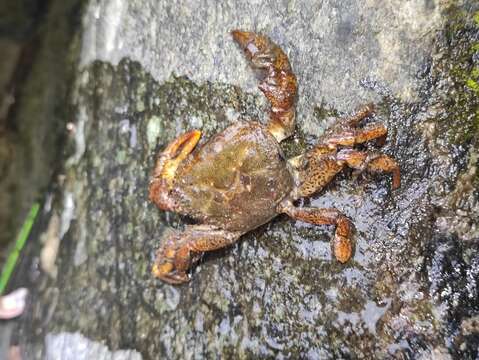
10,0,479,359
45,332,142,360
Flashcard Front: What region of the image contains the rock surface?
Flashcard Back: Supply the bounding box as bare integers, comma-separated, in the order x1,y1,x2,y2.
9,0,479,359
0,0,81,250
45,332,142,360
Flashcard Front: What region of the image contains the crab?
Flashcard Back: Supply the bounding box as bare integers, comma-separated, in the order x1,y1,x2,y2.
149,30,400,284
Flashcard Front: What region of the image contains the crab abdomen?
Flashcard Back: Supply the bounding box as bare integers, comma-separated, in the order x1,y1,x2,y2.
172,121,294,232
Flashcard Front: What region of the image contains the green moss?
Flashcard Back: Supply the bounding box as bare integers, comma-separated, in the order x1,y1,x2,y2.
115,149,127,164
466,64,479,94
313,102,340,120
473,11,479,25
466,78,479,93
430,8,479,146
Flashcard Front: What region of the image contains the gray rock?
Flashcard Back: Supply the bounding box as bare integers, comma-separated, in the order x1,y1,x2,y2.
45,332,142,360
10,0,479,359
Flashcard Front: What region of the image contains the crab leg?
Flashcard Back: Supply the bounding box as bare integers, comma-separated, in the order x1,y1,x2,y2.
342,103,375,127
314,103,389,148
279,202,354,263
293,149,343,198
292,146,400,198
149,130,201,210
232,30,297,142
152,226,241,284
323,123,387,148
290,100,399,196
336,149,400,189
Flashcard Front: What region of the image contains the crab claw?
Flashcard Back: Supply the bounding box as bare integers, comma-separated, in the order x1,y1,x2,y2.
152,230,200,285
152,260,189,285
149,130,201,210
231,30,255,54
231,30,274,68
153,129,201,183
232,30,297,142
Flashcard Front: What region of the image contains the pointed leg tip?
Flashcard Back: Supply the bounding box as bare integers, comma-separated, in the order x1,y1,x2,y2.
391,181,400,191
392,169,401,190
335,251,352,264
333,235,353,263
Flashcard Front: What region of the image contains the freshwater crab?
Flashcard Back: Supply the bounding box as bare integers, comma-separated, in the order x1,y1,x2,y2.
149,30,400,284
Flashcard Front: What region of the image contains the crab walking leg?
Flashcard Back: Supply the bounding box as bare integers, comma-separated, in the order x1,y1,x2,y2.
292,146,400,198
323,123,387,147
152,226,241,284
294,148,344,198
280,203,354,263
231,30,297,142
341,103,375,127
336,149,401,189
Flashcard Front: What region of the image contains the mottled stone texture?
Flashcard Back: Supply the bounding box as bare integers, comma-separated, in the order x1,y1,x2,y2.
8,0,479,359
0,0,82,249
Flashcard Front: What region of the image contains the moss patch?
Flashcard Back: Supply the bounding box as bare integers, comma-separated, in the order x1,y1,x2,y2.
431,7,479,146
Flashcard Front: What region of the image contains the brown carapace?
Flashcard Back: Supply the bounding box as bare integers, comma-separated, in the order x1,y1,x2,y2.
148,30,400,284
